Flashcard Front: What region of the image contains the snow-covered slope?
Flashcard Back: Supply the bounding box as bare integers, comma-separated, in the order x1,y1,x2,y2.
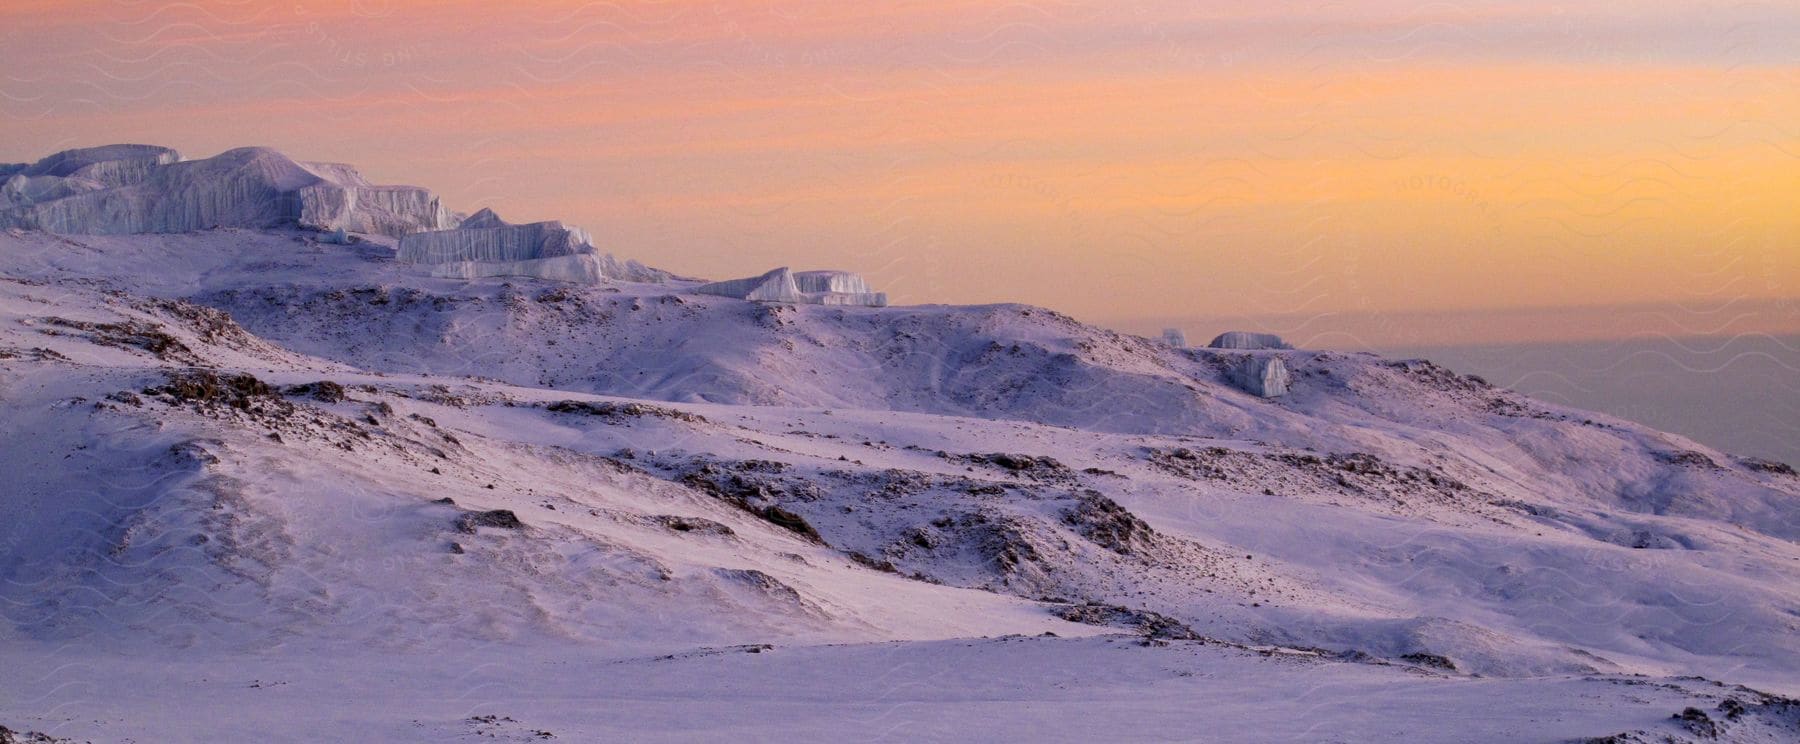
0,147,1795,742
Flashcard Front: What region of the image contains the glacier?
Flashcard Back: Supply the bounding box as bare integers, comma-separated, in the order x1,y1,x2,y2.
694,266,888,306
1209,331,1293,350
396,207,668,284
1226,354,1292,397
397,219,593,264
0,145,452,237
427,254,669,284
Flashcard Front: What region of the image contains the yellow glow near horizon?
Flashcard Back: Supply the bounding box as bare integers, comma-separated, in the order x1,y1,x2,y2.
1,0,1793,344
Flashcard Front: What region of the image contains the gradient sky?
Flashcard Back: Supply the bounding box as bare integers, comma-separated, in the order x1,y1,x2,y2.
2,0,1794,346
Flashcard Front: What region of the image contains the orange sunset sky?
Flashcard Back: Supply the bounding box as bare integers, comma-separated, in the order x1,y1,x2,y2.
2,0,1794,346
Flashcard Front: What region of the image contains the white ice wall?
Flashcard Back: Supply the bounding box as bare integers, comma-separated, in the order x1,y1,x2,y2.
695,267,887,306
397,221,591,264
1226,355,1291,397
793,270,874,295
695,267,807,303
426,253,670,284
0,145,450,237
1209,331,1292,350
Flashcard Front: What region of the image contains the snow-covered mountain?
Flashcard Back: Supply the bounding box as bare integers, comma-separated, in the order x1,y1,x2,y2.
1,146,1795,743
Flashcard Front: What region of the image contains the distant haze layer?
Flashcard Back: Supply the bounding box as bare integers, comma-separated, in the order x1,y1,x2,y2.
0,0,1793,343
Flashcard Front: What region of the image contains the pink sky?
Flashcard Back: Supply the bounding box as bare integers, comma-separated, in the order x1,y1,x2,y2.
2,0,1794,345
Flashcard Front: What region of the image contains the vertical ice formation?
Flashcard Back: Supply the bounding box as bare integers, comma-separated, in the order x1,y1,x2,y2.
19,144,180,186
292,159,454,236
397,208,668,284
1208,331,1292,350
0,145,453,237
694,267,808,303
793,270,887,306
1161,328,1188,348
694,267,887,306
1226,355,1291,398
425,254,668,284
3,174,108,208
398,220,592,263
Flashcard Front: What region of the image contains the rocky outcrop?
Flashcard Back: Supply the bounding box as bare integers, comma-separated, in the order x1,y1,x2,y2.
695,267,887,307
1209,331,1292,350
0,145,452,237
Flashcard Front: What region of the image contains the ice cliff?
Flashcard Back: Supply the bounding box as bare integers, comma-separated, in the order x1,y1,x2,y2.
0,145,453,237
398,218,592,264
396,208,667,284
695,267,888,307
1226,354,1291,397
1209,331,1293,350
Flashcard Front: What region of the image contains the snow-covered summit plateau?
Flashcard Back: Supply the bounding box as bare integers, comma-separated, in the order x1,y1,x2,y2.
0,145,1795,742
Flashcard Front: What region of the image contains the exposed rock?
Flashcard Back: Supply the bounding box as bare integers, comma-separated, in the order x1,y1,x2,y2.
1061,492,1158,555
283,381,347,403
454,509,524,533
545,399,707,424
953,452,1075,481
676,466,827,544
1400,652,1458,671
1052,602,1200,640
1656,450,1722,470
0,723,79,743
1736,456,1796,476
36,316,195,362
145,370,281,411
649,515,735,536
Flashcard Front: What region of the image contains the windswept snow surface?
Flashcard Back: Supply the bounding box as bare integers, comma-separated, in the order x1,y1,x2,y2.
0,170,1796,741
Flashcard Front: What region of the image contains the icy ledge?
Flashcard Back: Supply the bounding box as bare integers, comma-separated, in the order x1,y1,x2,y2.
0,145,452,237
693,267,888,307
397,208,667,284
